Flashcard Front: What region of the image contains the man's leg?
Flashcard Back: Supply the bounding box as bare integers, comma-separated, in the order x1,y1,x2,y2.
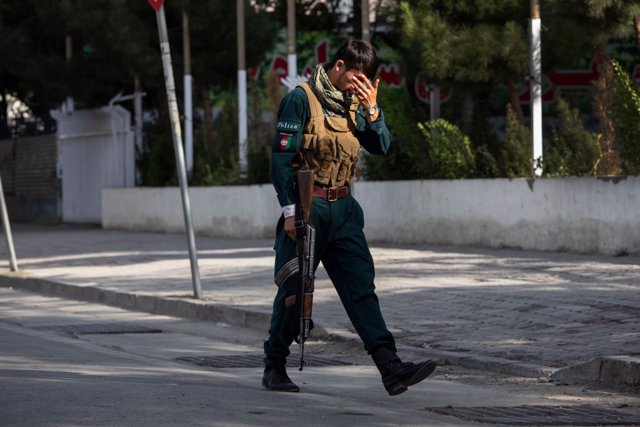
262,218,300,392
322,197,436,396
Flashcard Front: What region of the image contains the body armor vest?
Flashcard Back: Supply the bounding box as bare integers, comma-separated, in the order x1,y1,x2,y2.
293,83,361,187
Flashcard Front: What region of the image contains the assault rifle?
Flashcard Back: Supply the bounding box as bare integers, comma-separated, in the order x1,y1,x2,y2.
294,170,316,371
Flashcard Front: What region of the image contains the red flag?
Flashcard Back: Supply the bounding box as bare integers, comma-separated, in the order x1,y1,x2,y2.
147,0,164,11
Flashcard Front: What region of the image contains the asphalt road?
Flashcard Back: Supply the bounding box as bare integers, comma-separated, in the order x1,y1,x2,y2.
2,287,640,427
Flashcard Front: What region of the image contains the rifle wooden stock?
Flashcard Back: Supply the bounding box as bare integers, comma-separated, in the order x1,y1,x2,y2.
295,169,316,371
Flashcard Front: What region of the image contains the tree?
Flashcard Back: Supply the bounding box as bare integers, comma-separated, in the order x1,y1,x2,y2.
399,0,529,125
252,0,349,32
586,0,640,49
418,119,476,179
611,59,640,175
544,98,599,177
174,1,278,154
500,104,531,178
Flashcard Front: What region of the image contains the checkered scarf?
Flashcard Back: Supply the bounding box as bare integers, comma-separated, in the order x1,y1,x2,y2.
308,64,353,117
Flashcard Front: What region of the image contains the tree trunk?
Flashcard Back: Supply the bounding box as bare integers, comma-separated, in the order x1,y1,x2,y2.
507,81,525,124
0,90,9,139
591,47,620,175
201,87,215,152
200,87,216,152
461,94,474,133
634,16,640,49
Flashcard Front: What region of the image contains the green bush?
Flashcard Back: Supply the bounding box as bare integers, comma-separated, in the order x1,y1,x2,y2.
474,144,500,178
469,106,500,178
140,111,177,187
417,119,476,179
363,86,429,180
543,98,599,176
611,59,640,175
499,104,531,178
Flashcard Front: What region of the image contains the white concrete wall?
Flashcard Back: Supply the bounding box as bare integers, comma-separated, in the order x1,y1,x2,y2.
102,185,280,239
103,177,640,255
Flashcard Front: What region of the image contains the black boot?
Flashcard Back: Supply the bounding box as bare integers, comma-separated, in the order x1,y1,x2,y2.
262,358,299,392
379,359,437,396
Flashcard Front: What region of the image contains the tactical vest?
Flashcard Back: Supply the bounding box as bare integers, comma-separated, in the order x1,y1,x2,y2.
292,83,361,187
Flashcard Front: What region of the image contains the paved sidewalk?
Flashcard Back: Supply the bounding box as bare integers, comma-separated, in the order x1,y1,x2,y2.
1,223,639,384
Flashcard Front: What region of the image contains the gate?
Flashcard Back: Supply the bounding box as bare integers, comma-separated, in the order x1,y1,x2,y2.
51,105,135,223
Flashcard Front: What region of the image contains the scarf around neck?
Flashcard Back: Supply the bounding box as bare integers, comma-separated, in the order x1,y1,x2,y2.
307,64,353,117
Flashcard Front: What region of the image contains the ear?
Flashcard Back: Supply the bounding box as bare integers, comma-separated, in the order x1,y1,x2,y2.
334,59,345,72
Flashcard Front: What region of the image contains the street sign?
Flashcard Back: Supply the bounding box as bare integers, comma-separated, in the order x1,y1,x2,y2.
147,0,164,11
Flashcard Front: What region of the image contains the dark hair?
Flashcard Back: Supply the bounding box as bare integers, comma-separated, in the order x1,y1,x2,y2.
328,39,379,80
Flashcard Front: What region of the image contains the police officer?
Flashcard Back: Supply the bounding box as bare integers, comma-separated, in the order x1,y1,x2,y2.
263,39,436,396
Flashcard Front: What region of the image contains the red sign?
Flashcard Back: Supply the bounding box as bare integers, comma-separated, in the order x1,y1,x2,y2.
147,0,164,11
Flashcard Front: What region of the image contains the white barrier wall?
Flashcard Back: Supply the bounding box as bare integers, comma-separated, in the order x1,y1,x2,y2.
103,177,640,255
102,185,281,239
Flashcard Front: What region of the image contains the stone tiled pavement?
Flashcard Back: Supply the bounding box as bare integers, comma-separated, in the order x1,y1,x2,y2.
1,223,639,378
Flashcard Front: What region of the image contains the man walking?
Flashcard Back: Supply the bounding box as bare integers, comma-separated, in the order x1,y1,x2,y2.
263,39,436,396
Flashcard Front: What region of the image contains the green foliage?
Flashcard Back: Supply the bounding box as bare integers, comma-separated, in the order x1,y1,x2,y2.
499,104,531,178
468,105,500,178
210,91,242,185
474,144,500,178
183,1,279,92
363,86,429,180
246,76,276,184
586,0,640,42
611,59,640,175
251,0,349,32
417,119,476,179
140,112,177,187
400,1,528,85
189,81,274,186
543,98,599,177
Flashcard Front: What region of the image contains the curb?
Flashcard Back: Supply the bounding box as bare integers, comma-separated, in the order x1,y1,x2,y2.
0,273,333,340
4,273,634,389
0,272,553,380
551,356,640,389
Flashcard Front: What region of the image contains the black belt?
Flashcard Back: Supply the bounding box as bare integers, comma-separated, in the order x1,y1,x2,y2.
313,186,350,201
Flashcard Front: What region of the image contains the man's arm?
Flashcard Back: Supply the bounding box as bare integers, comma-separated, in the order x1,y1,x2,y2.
351,76,392,155
270,87,310,240
355,108,392,155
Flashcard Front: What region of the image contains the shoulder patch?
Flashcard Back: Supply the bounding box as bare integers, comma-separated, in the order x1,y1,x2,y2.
277,121,301,132
278,133,293,151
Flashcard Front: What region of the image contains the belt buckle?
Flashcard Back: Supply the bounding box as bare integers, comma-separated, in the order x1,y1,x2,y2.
327,187,338,202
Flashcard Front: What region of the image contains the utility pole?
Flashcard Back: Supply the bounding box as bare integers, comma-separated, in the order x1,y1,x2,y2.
183,8,194,176
530,0,543,176
287,0,296,79
237,0,248,179
64,33,74,113
0,174,18,271
361,0,370,43
429,85,441,121
133,77,144,184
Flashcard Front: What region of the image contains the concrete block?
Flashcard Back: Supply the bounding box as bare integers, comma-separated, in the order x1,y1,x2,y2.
551,356,640,388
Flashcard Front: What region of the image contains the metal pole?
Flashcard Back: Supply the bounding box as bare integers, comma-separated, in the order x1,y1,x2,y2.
237,0,248,179
530,0,543,176
183,9,194,176
155,5,202,299
361,0,370,43
287,0,297,79
0,174,18,271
